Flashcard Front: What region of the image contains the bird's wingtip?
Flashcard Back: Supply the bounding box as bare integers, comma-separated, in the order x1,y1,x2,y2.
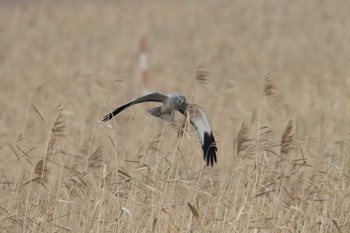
206,145,217,167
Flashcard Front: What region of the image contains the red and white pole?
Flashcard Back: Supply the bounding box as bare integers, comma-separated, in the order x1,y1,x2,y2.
139,37,148,91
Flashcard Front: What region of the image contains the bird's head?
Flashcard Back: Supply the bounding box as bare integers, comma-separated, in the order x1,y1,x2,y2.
174,95,187,109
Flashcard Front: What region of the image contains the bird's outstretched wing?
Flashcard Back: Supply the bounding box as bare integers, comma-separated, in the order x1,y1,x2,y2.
100,92,169,122
179,104,217,166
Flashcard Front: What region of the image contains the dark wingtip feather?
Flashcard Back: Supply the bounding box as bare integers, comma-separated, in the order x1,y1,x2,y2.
202,132,217,166
100,104,130,122
100,113,114,122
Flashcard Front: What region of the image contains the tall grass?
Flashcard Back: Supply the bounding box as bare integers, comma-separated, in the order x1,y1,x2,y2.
2,73,348,232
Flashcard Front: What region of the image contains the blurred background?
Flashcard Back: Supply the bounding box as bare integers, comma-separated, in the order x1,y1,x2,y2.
1,0,350,163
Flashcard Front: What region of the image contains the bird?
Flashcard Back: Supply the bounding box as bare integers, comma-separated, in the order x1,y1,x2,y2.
100,92,217,166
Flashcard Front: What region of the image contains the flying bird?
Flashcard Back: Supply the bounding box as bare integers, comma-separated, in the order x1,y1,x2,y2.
100,92,217,166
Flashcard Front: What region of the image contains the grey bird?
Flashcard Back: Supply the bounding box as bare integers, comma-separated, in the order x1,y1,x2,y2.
100,92,217,166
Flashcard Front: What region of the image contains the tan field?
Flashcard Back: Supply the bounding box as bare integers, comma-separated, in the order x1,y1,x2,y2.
1,0,350,232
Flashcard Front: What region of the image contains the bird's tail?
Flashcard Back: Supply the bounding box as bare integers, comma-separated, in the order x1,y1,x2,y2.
146,106,174,122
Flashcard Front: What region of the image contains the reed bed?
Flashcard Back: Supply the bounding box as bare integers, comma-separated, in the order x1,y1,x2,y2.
1,1,350,232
